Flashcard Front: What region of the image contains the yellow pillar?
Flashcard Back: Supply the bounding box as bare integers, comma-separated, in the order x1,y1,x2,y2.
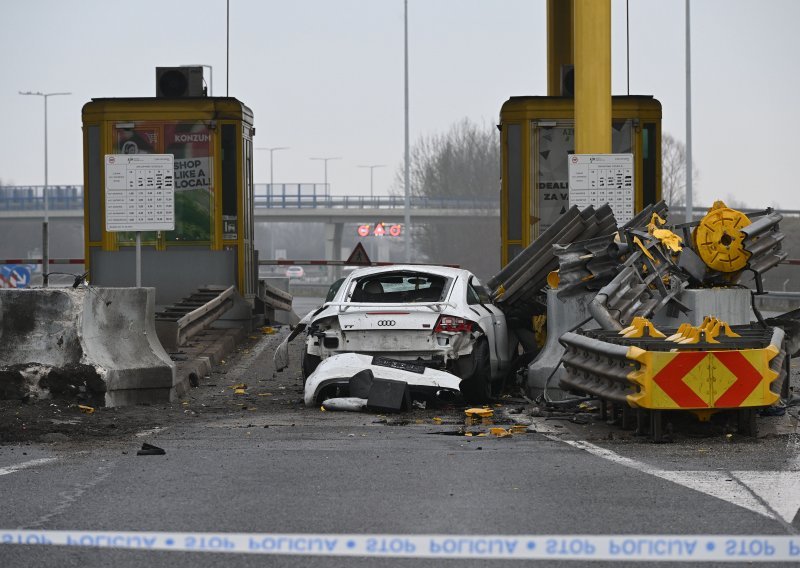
574,0,611,154
547,0,573,96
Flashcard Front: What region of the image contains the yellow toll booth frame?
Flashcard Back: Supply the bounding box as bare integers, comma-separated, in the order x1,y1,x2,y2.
499,95,662,266
81,97,257,304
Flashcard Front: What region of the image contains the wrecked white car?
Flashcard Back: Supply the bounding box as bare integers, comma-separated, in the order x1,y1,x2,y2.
274,265,516,401
303,352,462,407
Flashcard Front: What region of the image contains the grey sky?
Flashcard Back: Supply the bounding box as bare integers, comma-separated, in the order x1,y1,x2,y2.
2,0,798,208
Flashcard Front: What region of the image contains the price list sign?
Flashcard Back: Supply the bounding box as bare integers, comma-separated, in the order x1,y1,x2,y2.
104,154,175,232
568,153,634,225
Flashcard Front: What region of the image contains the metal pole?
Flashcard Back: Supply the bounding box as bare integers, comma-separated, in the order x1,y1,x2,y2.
136,232,142,287
226,0,230,96
270,150,274,189
19,90,70,287
626,0,630,96
358,165,386,201
404,0,411,263
43,95,49,288
310,157,341,195
685,0,693,223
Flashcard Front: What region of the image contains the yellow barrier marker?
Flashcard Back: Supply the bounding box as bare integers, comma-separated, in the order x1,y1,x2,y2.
78,405,95,415
620,317,665,339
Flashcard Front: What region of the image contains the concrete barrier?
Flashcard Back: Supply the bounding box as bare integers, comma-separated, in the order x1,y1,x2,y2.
0,287,176,406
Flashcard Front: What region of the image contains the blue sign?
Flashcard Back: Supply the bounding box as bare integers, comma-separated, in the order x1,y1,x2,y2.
1,265,31,288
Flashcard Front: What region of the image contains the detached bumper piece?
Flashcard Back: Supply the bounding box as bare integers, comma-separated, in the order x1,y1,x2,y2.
560,319,787,441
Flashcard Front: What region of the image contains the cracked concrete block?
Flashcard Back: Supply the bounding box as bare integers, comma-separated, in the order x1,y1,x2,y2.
0,287,175,406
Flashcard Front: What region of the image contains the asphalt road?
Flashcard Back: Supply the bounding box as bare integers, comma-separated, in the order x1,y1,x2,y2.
1,313,799,567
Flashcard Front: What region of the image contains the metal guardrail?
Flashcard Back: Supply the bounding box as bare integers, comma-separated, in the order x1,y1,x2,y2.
0,185,497,212
259,280,293,312
154,286,236,351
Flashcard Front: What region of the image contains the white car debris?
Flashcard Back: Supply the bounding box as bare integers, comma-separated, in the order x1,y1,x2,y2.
274,265,517,402
303,352,462,407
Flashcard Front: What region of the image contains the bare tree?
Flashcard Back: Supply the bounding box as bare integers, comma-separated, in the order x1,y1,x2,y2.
662,133,699,208
395,119,500,279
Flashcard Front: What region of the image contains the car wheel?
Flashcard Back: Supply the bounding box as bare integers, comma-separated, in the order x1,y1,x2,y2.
301,353,321,379
459,338,492,404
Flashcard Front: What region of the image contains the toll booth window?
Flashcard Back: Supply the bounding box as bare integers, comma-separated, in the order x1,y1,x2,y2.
221,125,238,219
535,122,573,233
112,123,160,245
111,121,213,244
642,123,657,206
505,123,522,241
612,119,633,154
165,122,213,243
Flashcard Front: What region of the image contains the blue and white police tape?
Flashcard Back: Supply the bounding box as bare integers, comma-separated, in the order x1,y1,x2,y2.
3,531,800,561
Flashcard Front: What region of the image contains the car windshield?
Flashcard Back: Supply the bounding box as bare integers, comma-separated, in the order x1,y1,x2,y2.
349,271,449,303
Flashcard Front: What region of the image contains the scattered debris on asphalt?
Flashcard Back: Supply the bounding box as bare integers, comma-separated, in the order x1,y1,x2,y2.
136,443,165,456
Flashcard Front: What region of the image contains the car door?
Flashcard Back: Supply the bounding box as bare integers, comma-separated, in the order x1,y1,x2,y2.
467,276,510,377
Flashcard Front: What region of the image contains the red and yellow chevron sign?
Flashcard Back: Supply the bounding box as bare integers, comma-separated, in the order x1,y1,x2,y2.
626,346,780,410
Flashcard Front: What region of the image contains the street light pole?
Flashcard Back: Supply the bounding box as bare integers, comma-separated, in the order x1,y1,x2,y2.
358,164,386,200
19,90,71,288
310,157,341,194
256,146,289,192
404,0,411,263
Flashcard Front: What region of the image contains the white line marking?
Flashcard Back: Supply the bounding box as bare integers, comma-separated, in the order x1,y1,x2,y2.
0,458,57,477
532,418,800,525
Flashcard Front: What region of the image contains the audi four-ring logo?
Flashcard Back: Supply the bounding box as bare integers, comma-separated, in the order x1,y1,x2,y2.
377,320,396,327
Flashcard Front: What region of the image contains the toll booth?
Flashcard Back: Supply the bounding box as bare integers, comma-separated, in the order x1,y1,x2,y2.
81,97,257,305
499,96,662,265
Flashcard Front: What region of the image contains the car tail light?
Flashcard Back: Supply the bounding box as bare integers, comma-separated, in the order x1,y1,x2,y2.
434,315,473,333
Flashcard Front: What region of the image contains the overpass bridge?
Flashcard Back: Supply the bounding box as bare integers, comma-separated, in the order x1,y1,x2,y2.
0,184,500,223
0,185,500,275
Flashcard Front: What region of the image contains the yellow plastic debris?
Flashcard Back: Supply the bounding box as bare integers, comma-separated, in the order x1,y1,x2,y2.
490,427,512,438
232,383,247,390
432,417,443,424
547,270,560,289
320,406,326,412
648,212,683,253
511,424,528,434
465,408,494,418
261,327,277,335
78,405,95,415
234,388,247,395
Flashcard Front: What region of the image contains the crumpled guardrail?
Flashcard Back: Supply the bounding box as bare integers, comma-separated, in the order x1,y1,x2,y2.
489,204,616,322
559,331,641,405
560,324,785,410
740,211,788,281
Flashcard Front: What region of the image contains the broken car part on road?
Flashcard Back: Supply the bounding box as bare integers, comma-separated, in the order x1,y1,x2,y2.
303,352,461,408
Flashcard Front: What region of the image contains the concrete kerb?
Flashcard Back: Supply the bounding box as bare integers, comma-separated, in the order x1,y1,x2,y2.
0,287,176,407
